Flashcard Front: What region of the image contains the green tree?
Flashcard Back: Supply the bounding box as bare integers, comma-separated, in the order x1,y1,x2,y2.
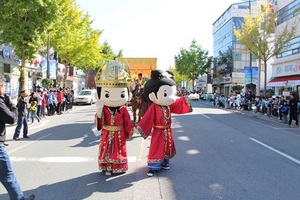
0,0,64,96
234,2,298,96
101,41,123,65
232,84,244,94
50,0,103,87
174,39,212,91
168,67,188,86
41,78,54,88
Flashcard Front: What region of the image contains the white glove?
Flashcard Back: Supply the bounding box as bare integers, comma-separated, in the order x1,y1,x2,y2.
95,93,104,118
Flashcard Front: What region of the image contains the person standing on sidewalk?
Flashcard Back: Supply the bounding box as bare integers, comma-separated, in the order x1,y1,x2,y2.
288,92,299,127
282,100,289,124
278,96,286,122
35,90,43,118
56,89,63,114
0,75,35,200
13,90,30,140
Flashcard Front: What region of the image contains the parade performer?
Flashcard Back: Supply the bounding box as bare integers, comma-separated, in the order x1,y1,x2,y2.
137,69,192,177
94,60,135,176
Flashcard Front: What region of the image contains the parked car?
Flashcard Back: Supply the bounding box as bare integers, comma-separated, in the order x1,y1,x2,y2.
74,89,97,105
188,93,199,101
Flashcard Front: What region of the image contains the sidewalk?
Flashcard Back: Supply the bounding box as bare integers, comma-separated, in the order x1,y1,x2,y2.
198,100,299,128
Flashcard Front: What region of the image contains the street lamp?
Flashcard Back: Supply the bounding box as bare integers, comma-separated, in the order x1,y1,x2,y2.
248,0,252,85
242,0,253,87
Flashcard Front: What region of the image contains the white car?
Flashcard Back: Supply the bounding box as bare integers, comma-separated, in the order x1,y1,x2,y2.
74,89,97,105
188,93,199,100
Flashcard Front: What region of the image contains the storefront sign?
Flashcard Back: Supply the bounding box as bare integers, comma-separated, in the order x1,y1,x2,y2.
223,77,231,83
31,71,42,77
3,49,9,59
273,60,300,76
2,49,17,62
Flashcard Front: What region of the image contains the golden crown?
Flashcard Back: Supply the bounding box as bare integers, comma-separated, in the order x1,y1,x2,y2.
95,60,131,88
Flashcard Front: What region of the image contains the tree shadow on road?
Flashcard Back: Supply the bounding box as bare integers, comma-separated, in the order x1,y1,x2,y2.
0,170,148,200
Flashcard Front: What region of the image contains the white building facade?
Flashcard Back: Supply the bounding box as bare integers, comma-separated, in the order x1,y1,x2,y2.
267,0,300,97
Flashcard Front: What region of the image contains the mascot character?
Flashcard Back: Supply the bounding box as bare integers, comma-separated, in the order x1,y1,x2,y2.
137,69,192,177
94,60,135,176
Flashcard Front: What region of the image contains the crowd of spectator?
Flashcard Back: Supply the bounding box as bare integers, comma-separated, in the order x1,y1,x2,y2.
26,87,75,123
187,90,300,127
252,93,300,126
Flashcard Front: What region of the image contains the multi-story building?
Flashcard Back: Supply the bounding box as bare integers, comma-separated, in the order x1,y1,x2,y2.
212,0,273,97
267,0,300,97
0,44,80,97
0,44,21,99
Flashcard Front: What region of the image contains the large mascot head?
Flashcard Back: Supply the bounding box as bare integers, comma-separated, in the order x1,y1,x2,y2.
95,60,132,107
143,69,177,106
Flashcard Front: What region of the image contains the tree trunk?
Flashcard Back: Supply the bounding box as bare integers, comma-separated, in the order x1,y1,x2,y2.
18,49,27,97
257,58,261,97
263,60,267,98
63,63,68,88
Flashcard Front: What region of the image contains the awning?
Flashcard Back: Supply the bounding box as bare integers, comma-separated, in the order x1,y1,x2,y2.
58,74,78,81
267,75,300,87
288,80,300,86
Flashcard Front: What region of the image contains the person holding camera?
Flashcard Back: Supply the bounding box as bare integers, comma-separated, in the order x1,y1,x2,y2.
0,75,35,200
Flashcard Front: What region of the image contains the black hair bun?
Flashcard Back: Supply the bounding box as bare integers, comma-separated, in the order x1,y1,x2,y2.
151,69,164,80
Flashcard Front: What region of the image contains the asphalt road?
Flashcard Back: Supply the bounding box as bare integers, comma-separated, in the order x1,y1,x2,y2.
1,101,300,200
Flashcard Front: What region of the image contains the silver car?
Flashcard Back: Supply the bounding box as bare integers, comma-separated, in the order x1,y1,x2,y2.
74,89,97,105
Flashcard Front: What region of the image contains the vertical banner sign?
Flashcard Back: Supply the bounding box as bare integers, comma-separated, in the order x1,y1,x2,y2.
244,66,258,85
41,60,47,79
41,60,57,80
49,60,57,80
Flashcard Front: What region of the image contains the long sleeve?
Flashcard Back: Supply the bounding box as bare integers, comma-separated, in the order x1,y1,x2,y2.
137,104,156,139
0,99,17,125
170,96,193,114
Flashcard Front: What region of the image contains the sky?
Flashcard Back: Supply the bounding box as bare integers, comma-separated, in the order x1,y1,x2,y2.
76,0,243,70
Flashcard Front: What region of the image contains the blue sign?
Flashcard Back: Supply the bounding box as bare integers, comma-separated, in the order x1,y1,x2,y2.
244,66,258,85
3,49,9,59
41,60,57,79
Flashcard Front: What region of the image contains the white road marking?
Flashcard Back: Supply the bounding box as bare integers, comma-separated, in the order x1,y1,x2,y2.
200,113,211,119
9,156,137,163
177,136,190,141
8,134,52,154
186,149,200,155
250,138,300,165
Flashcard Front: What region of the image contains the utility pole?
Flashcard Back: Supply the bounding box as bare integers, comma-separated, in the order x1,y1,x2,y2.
47,35,50,79
249,0,253,87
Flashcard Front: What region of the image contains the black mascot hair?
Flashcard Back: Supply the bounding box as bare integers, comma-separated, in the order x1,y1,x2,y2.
143,69,176,103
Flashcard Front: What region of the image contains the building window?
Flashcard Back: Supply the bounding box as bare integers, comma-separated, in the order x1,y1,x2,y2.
276,36,300,58
277,0,300,25
4,64,10,73
234,53,241,61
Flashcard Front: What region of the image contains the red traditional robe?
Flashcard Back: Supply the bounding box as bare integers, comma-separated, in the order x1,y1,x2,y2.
137,97,192,170
96,105,134,173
